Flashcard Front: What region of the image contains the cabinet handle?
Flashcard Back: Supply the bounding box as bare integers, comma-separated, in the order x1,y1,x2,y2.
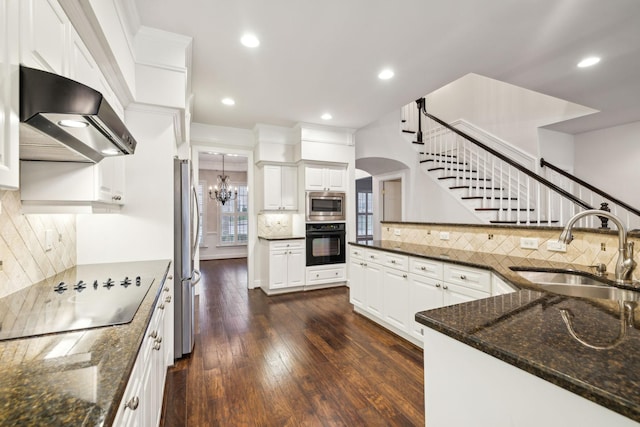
436,283,441,288
155,336,163,344
153,342,162,351
165,296,172,303
391,260,396,264
125,396,140,410
167,275,173,280
164,286,170,292
316,274,320,278
335,272,339,275
443,285,449,290
158,304,165,310
112,195,122,201
364,263,367,267
460,275,467,280
149,330,158,339
370,255,375,259
402,274,407,278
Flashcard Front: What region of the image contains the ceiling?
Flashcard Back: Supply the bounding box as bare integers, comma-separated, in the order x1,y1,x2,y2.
133,0,640,135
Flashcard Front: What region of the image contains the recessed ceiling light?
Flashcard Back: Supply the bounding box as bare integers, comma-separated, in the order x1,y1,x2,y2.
221,98,235,106
378,69,394,80
241,34,260,48
577,56,601,68
321,113,332,120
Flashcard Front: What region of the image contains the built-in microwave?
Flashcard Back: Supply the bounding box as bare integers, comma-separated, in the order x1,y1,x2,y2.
306,191,345,222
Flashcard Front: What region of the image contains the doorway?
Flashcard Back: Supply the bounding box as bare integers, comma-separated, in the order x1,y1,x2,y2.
382,178,402,222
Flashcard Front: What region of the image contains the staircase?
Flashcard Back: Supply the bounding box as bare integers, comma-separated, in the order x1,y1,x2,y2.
401,99,595,226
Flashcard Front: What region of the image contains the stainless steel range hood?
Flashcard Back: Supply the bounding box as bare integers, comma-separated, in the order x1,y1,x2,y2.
19,65,137,163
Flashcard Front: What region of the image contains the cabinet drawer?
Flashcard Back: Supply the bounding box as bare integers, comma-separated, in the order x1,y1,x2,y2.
409,257,443,279
364,249,384,264
270,240,304,251
443,264,491,293
350,246,365,259
383,252,408,271
307,265,346,285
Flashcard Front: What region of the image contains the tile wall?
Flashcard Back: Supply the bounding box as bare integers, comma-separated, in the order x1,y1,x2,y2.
0,190,76,298
257,213,294,237
381,222,640,273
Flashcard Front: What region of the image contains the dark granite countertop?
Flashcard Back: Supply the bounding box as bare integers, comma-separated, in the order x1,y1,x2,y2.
349,240,640,423
258,235,305,241
0,259,171,426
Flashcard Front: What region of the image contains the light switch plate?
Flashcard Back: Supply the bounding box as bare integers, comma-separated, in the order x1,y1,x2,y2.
439,231,450,240
45,229,54,251
394,229,401,236
547,240,567,252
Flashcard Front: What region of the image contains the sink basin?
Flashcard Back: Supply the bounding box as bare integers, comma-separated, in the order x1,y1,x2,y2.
509,268,640,301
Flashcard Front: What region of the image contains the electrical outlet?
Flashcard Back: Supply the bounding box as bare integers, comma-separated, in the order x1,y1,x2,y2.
394,229,401,236
547,240,567,252
439,231,450,241
45,229,54,251
520,237,539,250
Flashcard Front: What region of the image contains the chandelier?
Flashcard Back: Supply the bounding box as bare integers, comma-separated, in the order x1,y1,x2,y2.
208,154,238,205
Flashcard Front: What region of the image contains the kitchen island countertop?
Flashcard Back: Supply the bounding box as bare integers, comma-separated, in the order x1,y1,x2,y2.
0,259,171,426
350,240,640,423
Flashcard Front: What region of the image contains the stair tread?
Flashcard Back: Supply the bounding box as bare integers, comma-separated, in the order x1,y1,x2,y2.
475,208,535,212
439,176,490,181
412,141,425,145
419,159,468,166
427,167,478,173
402,129,416,134
423,152,457,158
461,196,518,200
490,220,559,224
449,185,504,190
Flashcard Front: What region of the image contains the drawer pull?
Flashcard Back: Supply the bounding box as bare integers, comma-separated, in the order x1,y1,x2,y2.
165,296,172,303
402,274,407,278
391,260,396,264
153,342,162,351
460,275,467,280
125,396,139,410
443,285,449,290
149,330,158,339
158,303,165,310
420,266,426,271
155,337,163,344
164,286,170,292
335,272,339,275
436,283,441,288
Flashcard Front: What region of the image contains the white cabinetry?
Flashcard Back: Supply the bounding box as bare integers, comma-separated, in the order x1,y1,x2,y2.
262,164,298,211
348,245,506,347
113,288,170,427
261,239,305,294
19,0,67,74
20,158,126,212
0,0,19,190
304,164,346,192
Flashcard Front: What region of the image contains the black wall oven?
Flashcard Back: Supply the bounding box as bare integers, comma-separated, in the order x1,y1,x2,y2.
305,222,346,266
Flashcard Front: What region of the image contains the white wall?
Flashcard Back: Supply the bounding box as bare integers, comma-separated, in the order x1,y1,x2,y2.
425,73,595,157
355,109,479,228
76,107,176,264
574,120,640,208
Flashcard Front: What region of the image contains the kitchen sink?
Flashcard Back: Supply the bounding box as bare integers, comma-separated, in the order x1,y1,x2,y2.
509,267,640,301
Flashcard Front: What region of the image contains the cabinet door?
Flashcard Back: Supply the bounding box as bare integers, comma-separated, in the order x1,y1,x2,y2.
269,250,288,289
443,283,489,307
0,0,19,190
326,166,346,191
349,259,365,308
304,166,326,191
20,0,68,74
364,262,384,318
280,166,298,210
286,248,305,287
408,274,443,340
263,165,283,210
383,267,410,331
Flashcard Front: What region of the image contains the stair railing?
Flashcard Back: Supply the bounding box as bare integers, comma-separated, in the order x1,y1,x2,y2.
540,158,640,230
410,99,597,226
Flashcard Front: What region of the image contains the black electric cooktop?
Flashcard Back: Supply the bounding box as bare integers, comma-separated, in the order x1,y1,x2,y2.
0,263,155,342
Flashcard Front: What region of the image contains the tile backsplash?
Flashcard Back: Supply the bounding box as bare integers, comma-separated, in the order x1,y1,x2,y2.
257,213,294,237
381,222,639,275
0,190,76,298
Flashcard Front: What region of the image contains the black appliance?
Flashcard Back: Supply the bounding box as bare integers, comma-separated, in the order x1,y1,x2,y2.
305,222,346,266
19,65,137,163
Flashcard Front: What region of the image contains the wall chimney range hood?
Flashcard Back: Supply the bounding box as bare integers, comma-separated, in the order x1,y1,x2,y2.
19,65,137,163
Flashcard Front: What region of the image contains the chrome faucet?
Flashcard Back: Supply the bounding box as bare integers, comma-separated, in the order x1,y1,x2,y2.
559,209,636,284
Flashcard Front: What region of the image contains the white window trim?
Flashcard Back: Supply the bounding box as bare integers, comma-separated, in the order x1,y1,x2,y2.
219,183,248,247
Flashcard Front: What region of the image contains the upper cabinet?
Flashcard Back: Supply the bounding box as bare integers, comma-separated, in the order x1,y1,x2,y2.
0,0,19,190
262,164,298,211
304,164,346,192
20,158,126,213
19,0,67,75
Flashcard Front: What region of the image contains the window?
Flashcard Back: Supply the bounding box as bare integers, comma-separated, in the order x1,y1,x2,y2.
220,184,248,245
356,177,373,241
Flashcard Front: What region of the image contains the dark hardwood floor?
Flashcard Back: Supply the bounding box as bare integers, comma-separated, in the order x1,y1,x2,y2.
160,258,424,426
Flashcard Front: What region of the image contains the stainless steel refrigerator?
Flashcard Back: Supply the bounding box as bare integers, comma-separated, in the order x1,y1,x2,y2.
174,158,201,359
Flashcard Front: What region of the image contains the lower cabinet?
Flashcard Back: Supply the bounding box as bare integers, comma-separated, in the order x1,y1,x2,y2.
260,239,305,295
113,291,170,427
349,245,510,347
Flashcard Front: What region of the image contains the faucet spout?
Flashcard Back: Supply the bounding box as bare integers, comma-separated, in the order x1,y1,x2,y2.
559,209,636,284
